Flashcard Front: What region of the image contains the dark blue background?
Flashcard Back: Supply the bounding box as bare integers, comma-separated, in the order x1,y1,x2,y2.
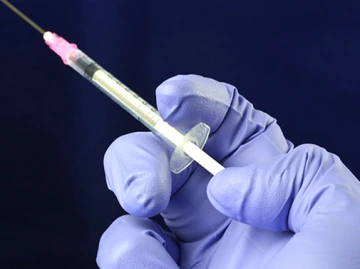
1,0,359,267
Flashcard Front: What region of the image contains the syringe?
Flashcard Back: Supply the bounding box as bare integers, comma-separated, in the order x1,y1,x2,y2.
1,0,224,175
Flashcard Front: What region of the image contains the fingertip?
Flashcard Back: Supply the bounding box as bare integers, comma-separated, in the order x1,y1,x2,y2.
121,169,171,217
207,165,292,232
207,167,250,219
97,215,179,269
103,132,172,218
96,216,159,268
155,74,233,133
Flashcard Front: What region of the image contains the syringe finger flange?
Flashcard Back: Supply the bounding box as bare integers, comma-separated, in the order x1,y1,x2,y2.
169,122,210,174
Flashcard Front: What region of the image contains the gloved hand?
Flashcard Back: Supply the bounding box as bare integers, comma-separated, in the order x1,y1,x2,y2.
96,75,360,269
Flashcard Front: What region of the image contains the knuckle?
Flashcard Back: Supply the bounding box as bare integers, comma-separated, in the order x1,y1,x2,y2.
297,144,327,161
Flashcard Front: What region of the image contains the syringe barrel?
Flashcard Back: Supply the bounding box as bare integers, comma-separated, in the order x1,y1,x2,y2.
43,32,224,174
67,49,163,132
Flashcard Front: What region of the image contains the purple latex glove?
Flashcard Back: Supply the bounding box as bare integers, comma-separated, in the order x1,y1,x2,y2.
96,75,360,269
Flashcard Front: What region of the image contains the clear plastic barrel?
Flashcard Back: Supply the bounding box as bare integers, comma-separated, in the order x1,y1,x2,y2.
66,50,224,175
67,50,162,131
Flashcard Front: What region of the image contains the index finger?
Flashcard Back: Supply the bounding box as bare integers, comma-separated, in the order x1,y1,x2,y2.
156,74,287,162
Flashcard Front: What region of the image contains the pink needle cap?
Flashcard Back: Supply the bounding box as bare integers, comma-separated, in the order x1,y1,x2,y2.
43,31,78,65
